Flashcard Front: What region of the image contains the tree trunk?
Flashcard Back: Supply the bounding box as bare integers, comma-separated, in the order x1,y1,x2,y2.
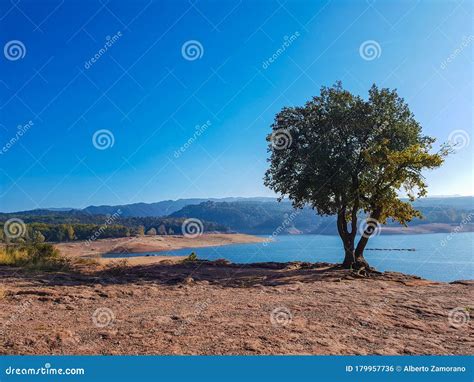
353,210,382,269
342,240,355,268
336,209,356,269
353,235,370,269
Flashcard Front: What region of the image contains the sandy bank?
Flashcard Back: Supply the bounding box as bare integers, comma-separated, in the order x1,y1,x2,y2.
54,234,266,265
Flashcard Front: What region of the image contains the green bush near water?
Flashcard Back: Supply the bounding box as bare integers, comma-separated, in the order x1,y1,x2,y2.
184,252,198,262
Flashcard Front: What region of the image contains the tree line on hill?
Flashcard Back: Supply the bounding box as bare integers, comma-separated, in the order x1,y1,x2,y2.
0,214,228,244
1,197,472,244
170,201,474,234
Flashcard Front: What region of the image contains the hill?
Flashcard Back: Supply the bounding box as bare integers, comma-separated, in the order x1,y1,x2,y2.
170,199,474,234
81,197,277,217
1,197,472,240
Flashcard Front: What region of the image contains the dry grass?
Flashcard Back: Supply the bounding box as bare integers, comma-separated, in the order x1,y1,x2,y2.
0,243,70,271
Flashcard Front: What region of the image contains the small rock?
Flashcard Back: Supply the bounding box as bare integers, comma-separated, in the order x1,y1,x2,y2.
214,258,231,265
243,340,261,352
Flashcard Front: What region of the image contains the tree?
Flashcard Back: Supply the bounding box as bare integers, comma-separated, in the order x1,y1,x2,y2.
32,230,46,243
157,224,167,235
264,83,449,269
65,224,75,241
146,227,157,236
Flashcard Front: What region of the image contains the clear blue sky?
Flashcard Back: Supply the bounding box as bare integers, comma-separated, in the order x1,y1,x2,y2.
0,0,472,212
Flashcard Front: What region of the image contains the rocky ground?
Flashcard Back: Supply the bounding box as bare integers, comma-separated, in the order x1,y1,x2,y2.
0,260,472,355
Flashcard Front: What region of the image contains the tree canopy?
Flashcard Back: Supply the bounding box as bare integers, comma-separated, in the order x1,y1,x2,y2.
264,82,450,268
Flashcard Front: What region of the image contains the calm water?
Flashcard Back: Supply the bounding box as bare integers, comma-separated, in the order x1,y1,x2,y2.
106,233,473,282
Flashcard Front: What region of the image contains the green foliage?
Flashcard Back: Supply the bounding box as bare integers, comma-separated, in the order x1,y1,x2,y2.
184,252,198,262
171,200,273,231
169,200,472,234
26,223,130,242
0,243,69,271
32,230,45,243
157,224,167,235
264,82,450,265
135,225,145,236
0,214,225,243
146,227,157,235
65,224,75,241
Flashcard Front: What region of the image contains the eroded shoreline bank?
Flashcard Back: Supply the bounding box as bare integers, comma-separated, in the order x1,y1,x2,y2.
54,233,266,264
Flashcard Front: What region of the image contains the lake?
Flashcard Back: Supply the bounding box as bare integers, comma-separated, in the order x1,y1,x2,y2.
105,232,473,282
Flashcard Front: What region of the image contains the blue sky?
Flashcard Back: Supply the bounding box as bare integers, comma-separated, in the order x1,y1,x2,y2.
0,0,472,212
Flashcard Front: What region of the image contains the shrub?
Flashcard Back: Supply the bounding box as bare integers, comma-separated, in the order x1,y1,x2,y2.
146,227,157,236
0,243,69,271
184,252,198,262
104,259,129,275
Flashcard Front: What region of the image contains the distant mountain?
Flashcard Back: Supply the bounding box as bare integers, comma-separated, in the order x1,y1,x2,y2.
169,201,321,234
43,207,75,212
170,200,310,233
170,198,474,235
8,209,86,218
81,197,277,217
2,196,473,235
411,196,473,210
82,199,205,217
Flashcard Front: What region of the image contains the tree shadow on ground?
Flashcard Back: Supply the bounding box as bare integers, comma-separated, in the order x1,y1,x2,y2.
0,260,386,288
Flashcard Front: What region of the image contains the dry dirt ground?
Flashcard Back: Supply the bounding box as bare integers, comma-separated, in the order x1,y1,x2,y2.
0,260,472,355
